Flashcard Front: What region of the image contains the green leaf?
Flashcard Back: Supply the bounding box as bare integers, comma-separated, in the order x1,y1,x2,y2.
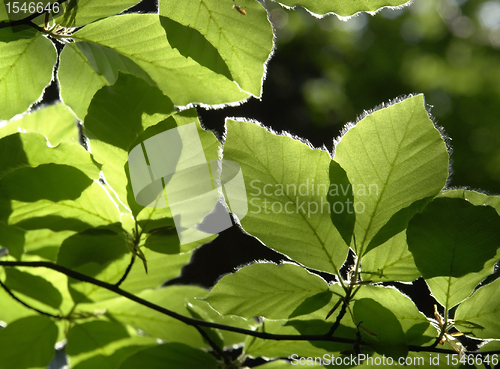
0,315,58,369
353,286,435,347
0,221,24,259
0,102,78,144
58,42,156,120
333,95,449,256
159,0,273,97
22,229,75,261
223,119,349,275
55,0,142,27
119,343,218,369
243,318,353,359
0,32,56,120
206,262,332,319
407,197,500,308
327,160,355,245
353,298,408,359
66,320,156,369
70,14,249,108
4,268,62,309
361,231,420,283
0,132,100,180
455,278,500,339
89,286,211,348
3,180,121,233
275,0,411,17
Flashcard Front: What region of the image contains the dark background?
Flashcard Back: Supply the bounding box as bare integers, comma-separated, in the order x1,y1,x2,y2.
40,0,500,357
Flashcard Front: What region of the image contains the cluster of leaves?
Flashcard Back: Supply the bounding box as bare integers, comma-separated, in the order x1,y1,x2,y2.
1,0,499,368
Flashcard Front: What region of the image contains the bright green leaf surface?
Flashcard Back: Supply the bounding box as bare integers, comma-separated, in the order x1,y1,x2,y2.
223,119,349,275
55,0,142,27
354,298,408,359
361,231,421,283
0,102,78,144
4,268,62,309
328,160,355,245
408,197,500,309
71,14,249,108
408,198,500,278
0,132,99,180
334,95,449,256
58,42,155,120
353,286,434,346
90,286,211,348
160,0,273,97
66,320,156,369
0,32,56,120
455,278,500,339
119,343,218,369
22,229,75,261
0,315,58,369
206,262,332,319
275,0,411,17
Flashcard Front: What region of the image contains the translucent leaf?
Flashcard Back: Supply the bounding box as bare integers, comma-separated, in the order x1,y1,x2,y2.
66,320,156,369
206,262,332,319
69,14,249,109
334,95,449,256
407,197,500,309
353,298,408,359
0,32,56,120
22,229,75,261
274,0,411,17
159,0,273,97
54,0,142,27
353,286,435,347
0,315,58,369
455,278,500,339
89,286,212,348
223,119,348,275
3,268,63,309
0,132,100,180
58,42,156,120
0,102,78,144
119,343,218,369
361,231,420,283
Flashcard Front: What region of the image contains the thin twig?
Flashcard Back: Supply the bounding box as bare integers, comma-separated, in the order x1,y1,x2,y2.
0,278,62,319
114,254,136,287
1,260,500,356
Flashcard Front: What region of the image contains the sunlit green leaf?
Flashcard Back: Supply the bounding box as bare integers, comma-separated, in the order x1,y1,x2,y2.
455,278,500,339
159,0,273,97
0,221,24,259
0,315,58,369
55,0,142,27
408,197,500,309
206,262,332,319
0,102,78,144
0,32,56,120
361,231,420,283
66,320,156,369
69,14,249,108
119,343,218,369
354,298,408,359
334,95,449,256
223,119,349,275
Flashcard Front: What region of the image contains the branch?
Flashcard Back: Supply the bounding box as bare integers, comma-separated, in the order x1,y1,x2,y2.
1,260,500,357
0,278,62,319
114,253,135,287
